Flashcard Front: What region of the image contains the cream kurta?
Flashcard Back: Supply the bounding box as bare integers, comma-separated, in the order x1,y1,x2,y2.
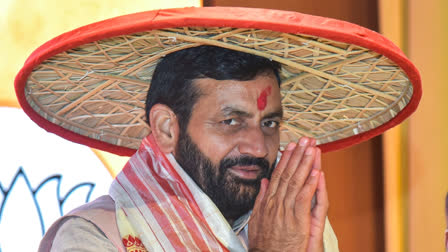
46,199,339,251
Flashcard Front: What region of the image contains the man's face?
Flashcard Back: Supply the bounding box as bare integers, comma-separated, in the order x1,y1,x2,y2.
175,73,282,220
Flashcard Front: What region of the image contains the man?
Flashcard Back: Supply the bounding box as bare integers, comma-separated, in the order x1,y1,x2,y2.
40,46,338,251
15,7,420,252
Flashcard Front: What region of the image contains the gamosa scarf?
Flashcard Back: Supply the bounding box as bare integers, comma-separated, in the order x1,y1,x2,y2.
109,134,247,251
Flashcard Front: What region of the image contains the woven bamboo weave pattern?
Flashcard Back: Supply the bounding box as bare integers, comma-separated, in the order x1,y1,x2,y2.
25,27,413,149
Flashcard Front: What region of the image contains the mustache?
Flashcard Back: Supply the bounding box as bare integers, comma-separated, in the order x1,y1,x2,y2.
219,156,270,173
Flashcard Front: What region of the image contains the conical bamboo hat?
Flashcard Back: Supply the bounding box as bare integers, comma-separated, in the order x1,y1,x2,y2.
15,7,422,156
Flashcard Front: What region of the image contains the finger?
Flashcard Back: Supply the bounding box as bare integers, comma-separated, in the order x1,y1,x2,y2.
253,178,270,210
306,172,327,252
294,168,320,215
312,148,321,171
268,137,309,197
311,171,329,224
310,138,317,147
282,146,317,203
266,142,296,197
273,138,311,197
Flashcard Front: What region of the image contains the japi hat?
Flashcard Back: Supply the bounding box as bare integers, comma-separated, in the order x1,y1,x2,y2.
15,7,422,156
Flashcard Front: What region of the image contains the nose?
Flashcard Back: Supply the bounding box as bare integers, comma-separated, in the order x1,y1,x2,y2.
238,126,268,158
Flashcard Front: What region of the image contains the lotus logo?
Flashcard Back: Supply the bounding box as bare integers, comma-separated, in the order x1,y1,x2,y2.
0,167,95,235
0,107,113,251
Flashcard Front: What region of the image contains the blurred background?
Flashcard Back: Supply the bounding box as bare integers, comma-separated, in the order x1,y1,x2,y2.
0,0,446,251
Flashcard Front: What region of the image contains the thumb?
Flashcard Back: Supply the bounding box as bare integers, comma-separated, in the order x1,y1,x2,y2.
253,178,269,209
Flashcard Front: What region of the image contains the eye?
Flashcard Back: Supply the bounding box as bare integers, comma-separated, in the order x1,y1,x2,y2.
221,118,239,126
262,120,279,128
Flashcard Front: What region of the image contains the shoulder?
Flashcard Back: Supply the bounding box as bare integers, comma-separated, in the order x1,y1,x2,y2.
50,216,117,252
39,195,125,252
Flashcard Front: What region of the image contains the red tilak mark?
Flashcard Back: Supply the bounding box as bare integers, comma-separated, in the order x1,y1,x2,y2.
257,86,272,111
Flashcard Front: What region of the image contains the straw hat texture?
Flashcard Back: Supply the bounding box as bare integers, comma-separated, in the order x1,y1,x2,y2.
15,7,422,156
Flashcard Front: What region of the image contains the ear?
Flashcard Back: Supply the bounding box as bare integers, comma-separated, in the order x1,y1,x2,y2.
149,104,179,153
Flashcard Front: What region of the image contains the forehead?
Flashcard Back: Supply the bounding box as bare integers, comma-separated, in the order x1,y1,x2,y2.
192,74,281,113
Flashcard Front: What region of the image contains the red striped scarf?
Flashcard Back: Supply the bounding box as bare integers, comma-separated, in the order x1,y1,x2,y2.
110,134,247,251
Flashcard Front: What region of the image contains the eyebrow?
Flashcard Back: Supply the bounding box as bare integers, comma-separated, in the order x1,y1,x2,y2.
264,110,283,120
221,106,253,118
220,106,283,119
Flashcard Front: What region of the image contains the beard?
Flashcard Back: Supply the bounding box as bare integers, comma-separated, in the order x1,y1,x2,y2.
175,131,275,221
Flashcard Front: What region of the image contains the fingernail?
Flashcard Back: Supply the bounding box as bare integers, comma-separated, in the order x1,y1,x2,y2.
299,137,309,146
261,178,269,187
287,142,296,151
311,169,319,177
305,147,314,155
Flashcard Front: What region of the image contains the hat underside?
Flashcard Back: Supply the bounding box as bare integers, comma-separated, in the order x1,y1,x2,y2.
25,27,412,151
